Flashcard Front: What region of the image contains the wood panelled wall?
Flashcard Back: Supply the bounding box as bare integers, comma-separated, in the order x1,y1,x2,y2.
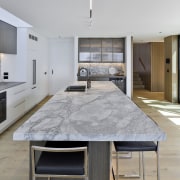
151,42,164,91
164,36,178,103
133,42,164,92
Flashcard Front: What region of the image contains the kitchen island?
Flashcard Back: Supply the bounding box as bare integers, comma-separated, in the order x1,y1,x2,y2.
13,81,166,180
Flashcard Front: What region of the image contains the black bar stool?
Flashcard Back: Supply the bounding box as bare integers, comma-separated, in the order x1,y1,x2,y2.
31,141,88,180
113,141,159,180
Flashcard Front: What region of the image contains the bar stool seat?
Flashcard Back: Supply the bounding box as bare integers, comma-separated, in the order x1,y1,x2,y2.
36,150,85,175
114,141,157,152
113,141,159,180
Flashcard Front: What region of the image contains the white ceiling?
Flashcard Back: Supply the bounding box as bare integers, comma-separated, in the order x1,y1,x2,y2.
0,7,32,27
0,0,180,42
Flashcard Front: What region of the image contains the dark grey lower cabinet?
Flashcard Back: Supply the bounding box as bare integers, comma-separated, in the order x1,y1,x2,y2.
88,142,111,180
0,20,17,54
109,77,126,93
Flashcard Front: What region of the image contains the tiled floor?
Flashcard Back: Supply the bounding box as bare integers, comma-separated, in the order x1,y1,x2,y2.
0,90,180,180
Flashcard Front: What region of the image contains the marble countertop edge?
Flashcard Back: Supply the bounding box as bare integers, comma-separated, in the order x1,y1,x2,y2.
13,132,166,141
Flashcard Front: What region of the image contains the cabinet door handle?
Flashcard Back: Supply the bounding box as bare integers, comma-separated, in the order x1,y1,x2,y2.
32,87,36,89
52,69,54,74
14,89,25,95
14,100,25,108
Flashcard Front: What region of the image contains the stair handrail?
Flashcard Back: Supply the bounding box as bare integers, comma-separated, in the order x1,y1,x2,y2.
138,57,146,71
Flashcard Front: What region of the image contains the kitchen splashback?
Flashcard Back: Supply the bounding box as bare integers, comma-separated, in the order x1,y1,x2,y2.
78,63,125,76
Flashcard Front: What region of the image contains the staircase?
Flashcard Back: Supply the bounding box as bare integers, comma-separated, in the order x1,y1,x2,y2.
133,72,145,89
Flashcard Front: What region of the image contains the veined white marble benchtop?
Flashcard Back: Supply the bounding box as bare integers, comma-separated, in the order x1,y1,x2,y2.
13,81,166,141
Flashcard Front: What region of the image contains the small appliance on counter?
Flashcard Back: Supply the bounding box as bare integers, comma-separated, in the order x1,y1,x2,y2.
79,67,88,77
108,67,117,75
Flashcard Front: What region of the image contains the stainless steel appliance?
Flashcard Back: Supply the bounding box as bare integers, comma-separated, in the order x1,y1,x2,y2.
0,91,6,123
109,77,126,93
79,68,88,77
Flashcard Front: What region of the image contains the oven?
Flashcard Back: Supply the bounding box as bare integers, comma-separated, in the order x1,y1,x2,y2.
0,91,6,123
109,77,126,93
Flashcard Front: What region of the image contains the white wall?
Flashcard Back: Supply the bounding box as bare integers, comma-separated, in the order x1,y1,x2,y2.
126,36,133,99
37,33,49,100
74,36,79,81
48,38,74,95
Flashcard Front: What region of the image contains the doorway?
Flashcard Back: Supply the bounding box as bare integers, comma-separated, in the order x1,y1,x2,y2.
133,42,165,92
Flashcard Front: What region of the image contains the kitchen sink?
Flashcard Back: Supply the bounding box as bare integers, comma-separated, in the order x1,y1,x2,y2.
65,85,86,92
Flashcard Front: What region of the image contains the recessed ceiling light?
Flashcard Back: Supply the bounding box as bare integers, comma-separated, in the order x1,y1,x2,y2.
90,0,92,18
90,0,92,10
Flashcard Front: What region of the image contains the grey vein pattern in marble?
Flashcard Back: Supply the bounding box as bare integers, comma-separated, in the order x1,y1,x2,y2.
13,81,166,141
0,82,25,91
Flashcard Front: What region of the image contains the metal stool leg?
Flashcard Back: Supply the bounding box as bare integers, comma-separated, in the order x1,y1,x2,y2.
139,151,141,177
142,151,145,180
117,152,141,178
116,151,119,180
157,151,160,180
157,142,160,180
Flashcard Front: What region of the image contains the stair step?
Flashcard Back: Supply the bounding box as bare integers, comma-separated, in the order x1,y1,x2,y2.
133,84,145,89
133,81,144,85
133,77,142,81
133,72,144,89
133,73,140,78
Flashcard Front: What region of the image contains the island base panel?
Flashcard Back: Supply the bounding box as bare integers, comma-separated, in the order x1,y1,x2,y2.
89,141,111,180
